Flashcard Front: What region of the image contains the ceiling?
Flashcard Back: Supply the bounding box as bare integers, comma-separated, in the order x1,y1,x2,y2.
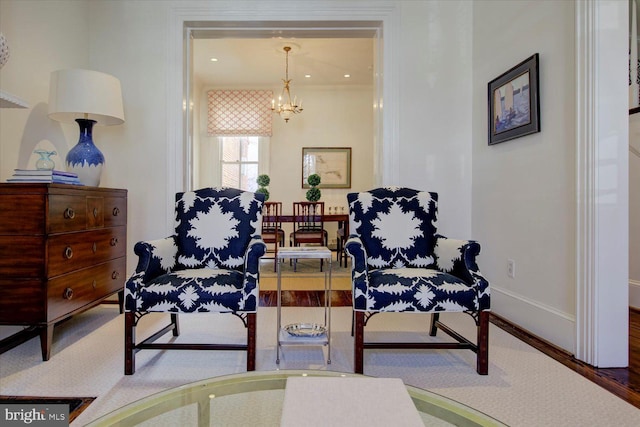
192,38,374,88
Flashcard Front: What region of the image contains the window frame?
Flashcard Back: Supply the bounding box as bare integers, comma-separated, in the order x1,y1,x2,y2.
218,136,270,191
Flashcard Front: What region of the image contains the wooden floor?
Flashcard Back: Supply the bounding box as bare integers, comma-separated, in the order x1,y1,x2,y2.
260,291,640,410
260,290,352,307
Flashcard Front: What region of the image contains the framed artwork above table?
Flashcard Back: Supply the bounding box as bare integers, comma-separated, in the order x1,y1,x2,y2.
302,147,351,188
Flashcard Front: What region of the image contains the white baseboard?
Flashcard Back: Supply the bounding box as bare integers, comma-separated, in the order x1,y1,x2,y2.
630,280,640,309
492,287,576,354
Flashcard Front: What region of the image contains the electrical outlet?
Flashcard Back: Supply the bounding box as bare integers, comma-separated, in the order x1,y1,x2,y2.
507,259,515,278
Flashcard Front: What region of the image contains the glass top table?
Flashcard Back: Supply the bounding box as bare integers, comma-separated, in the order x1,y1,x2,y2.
86,370,506,426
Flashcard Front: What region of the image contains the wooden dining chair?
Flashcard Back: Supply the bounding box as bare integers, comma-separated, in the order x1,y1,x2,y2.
262,201,285,272
289,201,328,271
336,224,347,267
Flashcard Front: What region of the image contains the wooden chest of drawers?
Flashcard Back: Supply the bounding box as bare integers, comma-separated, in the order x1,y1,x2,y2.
0,184,127,360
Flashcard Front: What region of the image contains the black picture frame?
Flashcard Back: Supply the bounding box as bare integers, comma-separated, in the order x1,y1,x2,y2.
488,53,540,145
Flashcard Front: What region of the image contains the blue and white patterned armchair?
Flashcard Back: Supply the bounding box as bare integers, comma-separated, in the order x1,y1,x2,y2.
124,187,266,375
344,187,490,375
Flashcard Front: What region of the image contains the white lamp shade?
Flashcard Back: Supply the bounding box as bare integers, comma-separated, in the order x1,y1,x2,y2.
48,69,124,125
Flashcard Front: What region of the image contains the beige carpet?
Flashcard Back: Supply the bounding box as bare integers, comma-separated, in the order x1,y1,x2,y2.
259,257,351,291
1,306,639,426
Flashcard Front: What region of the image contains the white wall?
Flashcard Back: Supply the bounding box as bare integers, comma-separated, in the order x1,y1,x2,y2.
196,84,375,240
0,0,89,176
630,114,640,307
579,0,629,366
268,86,374,204
471,1,577,350
0,0,629,360
88,0,173,266
0,0,475,276
0,0,90,339
397,1,473,238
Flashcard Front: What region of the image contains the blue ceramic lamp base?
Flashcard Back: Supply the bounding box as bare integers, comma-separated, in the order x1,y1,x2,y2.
66,119,104,187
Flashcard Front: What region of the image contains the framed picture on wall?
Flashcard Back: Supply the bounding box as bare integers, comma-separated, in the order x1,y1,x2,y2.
488,53,540,145
302,147,352,188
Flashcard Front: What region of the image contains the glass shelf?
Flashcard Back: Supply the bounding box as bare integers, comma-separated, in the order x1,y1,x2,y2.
0,90,29,108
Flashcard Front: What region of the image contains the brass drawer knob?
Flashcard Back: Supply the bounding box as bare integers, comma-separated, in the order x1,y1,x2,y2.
112,271,120,280
64,207,75,219
112,207,120,217
110,237,118,246
92,242,97,253
63,287,74,300
64,246,73,259
92,280,97,289
93,207,99,218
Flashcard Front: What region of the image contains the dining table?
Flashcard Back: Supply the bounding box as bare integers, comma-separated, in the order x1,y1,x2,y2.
263,213,349,238
261,211,349,270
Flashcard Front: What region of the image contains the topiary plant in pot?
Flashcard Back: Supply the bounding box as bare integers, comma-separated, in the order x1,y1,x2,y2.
256,174,270,201
305,173,321,202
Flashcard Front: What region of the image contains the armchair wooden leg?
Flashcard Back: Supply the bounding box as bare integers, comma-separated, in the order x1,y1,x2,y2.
246,313,257,371
124,312,136,375
118,290,124,314
351,310,355,337
171,313,180,336
477,310,489,375
429,313,439,336
354,311,365,374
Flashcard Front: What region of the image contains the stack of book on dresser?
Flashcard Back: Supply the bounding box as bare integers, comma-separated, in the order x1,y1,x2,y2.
6,169,82,185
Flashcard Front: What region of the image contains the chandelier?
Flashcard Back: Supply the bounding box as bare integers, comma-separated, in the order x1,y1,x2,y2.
272,46,303,122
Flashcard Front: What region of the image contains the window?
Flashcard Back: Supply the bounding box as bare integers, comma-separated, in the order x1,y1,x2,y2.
220,136,260,191
201,90,271,190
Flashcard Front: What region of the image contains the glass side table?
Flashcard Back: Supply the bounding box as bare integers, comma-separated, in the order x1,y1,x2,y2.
276,246,332,365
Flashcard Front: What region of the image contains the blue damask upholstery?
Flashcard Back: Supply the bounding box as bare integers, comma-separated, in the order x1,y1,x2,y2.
124,187,266,375
345,187,490,375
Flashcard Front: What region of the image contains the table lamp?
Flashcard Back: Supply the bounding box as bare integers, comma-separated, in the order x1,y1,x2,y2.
48,69,124,186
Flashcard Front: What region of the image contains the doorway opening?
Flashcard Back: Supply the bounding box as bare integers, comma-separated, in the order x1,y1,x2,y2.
183,23,385,198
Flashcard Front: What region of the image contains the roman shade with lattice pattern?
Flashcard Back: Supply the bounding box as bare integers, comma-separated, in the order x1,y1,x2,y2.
207,90,273,136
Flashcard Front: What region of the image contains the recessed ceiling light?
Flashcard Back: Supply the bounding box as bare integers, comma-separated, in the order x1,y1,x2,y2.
210,58,218,62
344,74,351,78
304,74,311,78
